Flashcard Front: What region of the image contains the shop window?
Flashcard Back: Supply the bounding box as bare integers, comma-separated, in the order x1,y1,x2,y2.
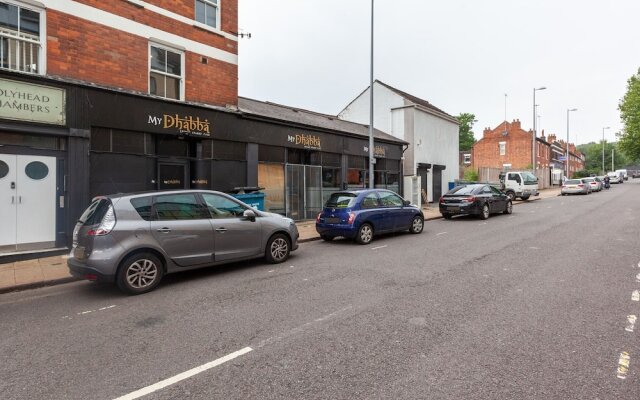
0,132,64,150
212,140,246,160
322,152,341,167
348,156,366,169
195,0,219,29
374,171,386,189
287,148,302,164
347,169,367,189
0,1,44,74
149,43,183,100
112,130,145,154
211,160,246,192
259,145,284,163
258,162,285,215
157,136,189,157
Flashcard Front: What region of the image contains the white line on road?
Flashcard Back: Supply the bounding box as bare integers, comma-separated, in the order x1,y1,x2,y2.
529,246,540,250
63,305,117,319
371,245,388,250
436,232,448,236
632,290,640,302
617,351,631,379
636,273,640,283
478,222,487,226
626,315,637,332
113,347,253,400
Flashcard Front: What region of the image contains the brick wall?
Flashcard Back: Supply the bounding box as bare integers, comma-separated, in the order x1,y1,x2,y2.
472,120,534,170
46,2,238,107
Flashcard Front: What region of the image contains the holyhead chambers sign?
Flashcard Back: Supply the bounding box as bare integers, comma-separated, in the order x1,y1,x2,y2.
0,78,66,125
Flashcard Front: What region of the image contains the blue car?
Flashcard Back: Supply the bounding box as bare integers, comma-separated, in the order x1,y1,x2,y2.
315,189,424,244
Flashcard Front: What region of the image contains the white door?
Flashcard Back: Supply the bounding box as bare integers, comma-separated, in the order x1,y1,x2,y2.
0,154,17,251
16,155,57,249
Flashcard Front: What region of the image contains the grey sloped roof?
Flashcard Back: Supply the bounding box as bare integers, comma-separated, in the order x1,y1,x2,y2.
238,97,407,145
375,80,458,123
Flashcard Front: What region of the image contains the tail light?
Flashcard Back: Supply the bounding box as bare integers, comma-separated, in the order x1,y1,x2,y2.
87,204,116,236
439,197,445,204
316,213,322,223
577,184,584,188
347,212,356,225
464,196,476,202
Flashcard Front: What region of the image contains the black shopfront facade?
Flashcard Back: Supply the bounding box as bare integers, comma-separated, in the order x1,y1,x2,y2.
0,72,405,257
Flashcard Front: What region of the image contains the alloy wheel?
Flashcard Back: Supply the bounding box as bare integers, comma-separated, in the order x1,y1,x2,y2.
411,217,424,233
126,259,158,289
270,237,289,262
359,225,373,244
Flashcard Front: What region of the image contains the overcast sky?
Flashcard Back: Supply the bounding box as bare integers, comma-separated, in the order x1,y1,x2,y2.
238,0,640,145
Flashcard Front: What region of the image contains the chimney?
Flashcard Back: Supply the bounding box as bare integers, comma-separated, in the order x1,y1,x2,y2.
548,134,556,143
512,119,521,130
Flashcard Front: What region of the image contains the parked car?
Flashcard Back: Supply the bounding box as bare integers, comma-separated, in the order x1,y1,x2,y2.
315,189,424,245
607,172,622,184
561,179,591,195
68,190,299,294
582,177,602,192
439,184,512,220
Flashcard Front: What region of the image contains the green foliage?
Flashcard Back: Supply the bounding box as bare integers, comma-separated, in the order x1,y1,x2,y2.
462,168,478,182
577,142,627,174
573,170,590,178
618,68,640,162
457,113,476,151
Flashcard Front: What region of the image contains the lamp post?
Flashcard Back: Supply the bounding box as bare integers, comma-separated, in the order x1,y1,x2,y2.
532,87,546,171
566,108,577,178
602,126,610,175
368,0,374,188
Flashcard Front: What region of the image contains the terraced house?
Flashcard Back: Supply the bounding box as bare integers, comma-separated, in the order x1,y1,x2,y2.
0,0,405,259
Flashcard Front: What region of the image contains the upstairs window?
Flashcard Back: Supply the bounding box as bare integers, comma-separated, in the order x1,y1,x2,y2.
0,1,44,74
195,0,219,29
499,141,506,156
149,44,183,100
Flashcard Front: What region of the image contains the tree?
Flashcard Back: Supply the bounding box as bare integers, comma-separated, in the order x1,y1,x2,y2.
457,113,476,151
618,68,640,162
577,142,627,174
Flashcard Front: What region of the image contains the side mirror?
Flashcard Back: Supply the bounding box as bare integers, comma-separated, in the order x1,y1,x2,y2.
243,209,256,222
403,200,410,206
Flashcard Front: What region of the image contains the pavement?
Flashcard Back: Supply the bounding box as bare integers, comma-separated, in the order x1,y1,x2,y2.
0,187,561,294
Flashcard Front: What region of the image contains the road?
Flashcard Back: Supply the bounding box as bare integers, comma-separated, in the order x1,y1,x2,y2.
1,181,640,399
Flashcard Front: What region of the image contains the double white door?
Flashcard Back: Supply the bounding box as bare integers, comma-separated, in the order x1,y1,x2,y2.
0,154,57,252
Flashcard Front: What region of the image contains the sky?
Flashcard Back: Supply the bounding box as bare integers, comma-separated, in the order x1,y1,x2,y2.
237,0,640,145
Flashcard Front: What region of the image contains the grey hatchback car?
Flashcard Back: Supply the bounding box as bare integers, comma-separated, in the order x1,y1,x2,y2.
68,190,299,294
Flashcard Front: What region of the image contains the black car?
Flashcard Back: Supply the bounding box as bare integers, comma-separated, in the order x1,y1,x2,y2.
439,184,512,220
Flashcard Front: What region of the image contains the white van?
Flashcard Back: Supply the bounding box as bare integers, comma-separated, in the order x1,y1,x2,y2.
615,169,628,181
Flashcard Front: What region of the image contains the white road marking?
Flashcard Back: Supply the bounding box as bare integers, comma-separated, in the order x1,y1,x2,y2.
436,232,448,236
289,265,295,268
529,246,540,250
638,261,640,268
617,352,631,379
303,279,308,281
632,291,640,302
113,347,253,400
65,305,117,319
478,222,487,226
371,245,388,250
268,270,275,273
616,238,625,242
636,273,640,283
626,315,637,332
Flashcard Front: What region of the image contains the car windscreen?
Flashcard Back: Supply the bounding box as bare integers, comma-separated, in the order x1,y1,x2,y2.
583,178,594,182
78,198,111,226
565,179,581,185
521,172,537,184
446,186,479,195
325,193,357,208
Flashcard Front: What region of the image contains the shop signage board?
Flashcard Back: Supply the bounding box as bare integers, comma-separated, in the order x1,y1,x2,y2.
0,78,66,125
147,113,211,137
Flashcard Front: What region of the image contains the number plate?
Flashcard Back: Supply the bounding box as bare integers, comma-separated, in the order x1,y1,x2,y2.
325,217,341,224
446,206,459,211
74,246,85,259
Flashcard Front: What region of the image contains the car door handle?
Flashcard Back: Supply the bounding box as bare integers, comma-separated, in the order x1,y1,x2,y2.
215,228,228,233
156,228,171,233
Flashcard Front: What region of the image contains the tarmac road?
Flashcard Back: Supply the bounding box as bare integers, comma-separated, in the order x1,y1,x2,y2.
1,180,639,399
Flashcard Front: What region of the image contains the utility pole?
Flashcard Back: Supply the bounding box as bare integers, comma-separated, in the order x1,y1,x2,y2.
368,0,374,188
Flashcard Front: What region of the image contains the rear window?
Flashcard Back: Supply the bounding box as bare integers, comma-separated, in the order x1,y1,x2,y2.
79,198,111,226
583,178,594,183
326,193,357,208
131,196,153,221
446,186,479,195
566,179,581,184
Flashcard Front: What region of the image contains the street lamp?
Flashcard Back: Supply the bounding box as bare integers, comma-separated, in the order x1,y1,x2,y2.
532,87,546,171
368,0,374,188
602,126,610,175
566,108,578,178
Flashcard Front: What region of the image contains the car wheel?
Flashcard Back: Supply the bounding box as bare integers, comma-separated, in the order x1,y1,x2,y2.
265,233,290,264
409,216,424,234
355,223,374,245
320,234,334,241
503,200,513,214
116,253,164,295
479,203,490,220
506,191,515,201
521,195,530,201
442,213,453,220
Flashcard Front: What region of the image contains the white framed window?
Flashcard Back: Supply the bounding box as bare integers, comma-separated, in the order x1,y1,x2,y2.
149,43,184,100
0,0,45,74
195,0,220,29
499,141,506,156
463,154,471,164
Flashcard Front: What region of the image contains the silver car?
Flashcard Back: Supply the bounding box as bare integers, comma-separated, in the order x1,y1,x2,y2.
68,190,299,294
561,179,591,195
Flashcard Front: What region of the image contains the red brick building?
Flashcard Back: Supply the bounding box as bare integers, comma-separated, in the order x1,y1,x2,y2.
472,120,584,177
